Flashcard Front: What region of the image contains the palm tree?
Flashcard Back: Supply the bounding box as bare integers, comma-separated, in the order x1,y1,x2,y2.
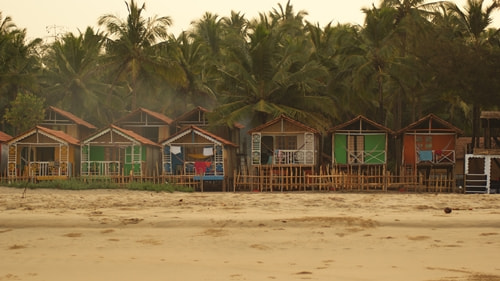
163,31,216,115
338,6,398,125
0,12,42,132
41,27,114,126
445,0,499,148
209,4,334,131
98,0,185,110
380,0,445,128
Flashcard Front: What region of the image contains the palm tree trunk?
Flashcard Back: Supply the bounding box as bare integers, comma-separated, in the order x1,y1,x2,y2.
377,69,384,124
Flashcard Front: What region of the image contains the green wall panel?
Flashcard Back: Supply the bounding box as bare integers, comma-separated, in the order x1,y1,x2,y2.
364,134,385,164
334,134,347,164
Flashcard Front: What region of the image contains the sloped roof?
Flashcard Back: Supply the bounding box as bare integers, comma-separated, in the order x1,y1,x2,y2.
248,114,320,134
48,106,96,129
161,125,238,147
329,115,394,134
115,107,173,125
173,106,244,129
397,113,464,135
173,106,210,122
8,126,80,146
83,124,160,147
0,131,12,142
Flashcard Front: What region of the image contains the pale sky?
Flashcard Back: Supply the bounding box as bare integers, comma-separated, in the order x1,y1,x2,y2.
1,0,499,42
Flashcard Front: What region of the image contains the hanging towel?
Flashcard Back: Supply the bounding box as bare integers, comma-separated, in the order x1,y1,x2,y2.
170,145,181,155
203,147,214,156
419,150,433,161
195,161,210,174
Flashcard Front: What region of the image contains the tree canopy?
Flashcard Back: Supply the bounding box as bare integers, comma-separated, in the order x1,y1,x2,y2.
1,0,500,136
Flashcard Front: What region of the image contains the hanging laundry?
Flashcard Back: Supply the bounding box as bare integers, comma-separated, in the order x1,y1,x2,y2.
203,147,214,156
170,145,181,155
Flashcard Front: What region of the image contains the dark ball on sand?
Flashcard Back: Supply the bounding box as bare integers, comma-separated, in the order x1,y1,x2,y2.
444,207,452,214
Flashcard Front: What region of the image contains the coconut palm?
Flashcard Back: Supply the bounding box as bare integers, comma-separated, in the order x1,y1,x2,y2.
445,0,500,147
209,4,334,131
98,0,185,110
337,6,398,125
0,12,42,131
41,27,115,126
162,31,217,115
379,0,446,129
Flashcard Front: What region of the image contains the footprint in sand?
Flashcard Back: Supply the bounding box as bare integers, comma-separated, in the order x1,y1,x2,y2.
200,228,228,237
250,244,270,250
1,273,20,280
121,218,143,225
480,232,499,236
407,235,431,241
136,239,162,245
63,232,82,238
8,244,27,250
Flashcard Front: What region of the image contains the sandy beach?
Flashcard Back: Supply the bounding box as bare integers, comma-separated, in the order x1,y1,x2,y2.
1,187,499,281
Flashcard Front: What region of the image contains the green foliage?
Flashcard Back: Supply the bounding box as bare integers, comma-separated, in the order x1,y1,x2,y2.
126,181,194,192
6,179,194,192
3,92,45,134
0,1,500,136
0,13,42,131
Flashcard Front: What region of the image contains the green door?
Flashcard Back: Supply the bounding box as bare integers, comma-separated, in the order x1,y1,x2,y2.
334,134,347,164
124,145,143,175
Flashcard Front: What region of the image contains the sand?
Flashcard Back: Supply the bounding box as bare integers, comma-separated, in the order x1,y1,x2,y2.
1,187,499,281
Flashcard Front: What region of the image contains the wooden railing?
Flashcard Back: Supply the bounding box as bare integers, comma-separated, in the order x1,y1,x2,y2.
417,150,455,164
272,149,313,165
347,150,386,164
29,161,66,176
82,161,120,176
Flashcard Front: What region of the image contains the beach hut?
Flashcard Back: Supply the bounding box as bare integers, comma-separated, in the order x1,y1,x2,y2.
161,125,238,190
81,125,161,177
171,106,243,148
398,114,463,189
40,106,97,140
330,115,393,173
0,131,13,176
248,114,320,168
114,107,173,143
464,111,500,193
7,126,80,180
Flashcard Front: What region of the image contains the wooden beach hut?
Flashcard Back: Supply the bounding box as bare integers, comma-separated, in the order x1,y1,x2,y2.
171,106,211,133
464,111,500,193
161,125,238,191
248,114,320,168
398,114,463,190
327,115,393,191
7,126,80,180
40,106,96,140
114,107,173,143
81,125,161,178
330,115,393,172
0,131,13,177
234,115,321,192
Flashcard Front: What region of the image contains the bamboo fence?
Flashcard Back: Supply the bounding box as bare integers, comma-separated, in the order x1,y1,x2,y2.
1,165,455,193
233,165,456,193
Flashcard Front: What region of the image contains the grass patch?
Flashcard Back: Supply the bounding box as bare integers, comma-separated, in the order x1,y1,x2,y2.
6,179,193,192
